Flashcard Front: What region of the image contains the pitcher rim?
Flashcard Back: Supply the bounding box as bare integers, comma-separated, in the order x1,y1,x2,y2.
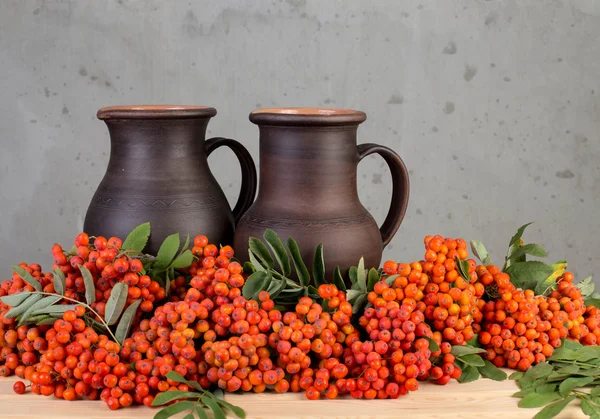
250,107,366,126
97,105,217,120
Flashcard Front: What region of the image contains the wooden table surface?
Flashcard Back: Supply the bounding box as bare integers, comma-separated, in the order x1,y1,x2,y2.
0,375,585,418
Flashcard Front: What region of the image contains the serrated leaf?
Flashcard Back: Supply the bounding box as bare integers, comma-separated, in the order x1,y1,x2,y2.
470,240,492,265
164,371,203,392
367,268,380,292
451,345,486,356
78,265,96,305
155,233,181,269
577,276,595,298
249,237,274,270
509,243,548,264
105,283,129,325
535,384,559,394
266,278,286,300
466,334,480,347
458,354,485,367
533,395,576,419
287,237,310,287
332,266,346,292
243,261,256,274
153,400,196,418
195,406,209,419
458,365,480,383
313,243,326,288
171,250,194,269
181,234,190,253
349,266,358,285
0,291,32,307
263,230,291,277
456,257,471,281
33,304,79,316
519,392,562,408
508,222,533,249
121,222,151,252
423,336,440,352
201,394,226,419
591,387,600,398
346,289,364,303
505,261,554,291
556,365,580,375
510,371,525,381
12,265,42,291
18,295,61,327
216,398,246,419
478,360,507,381
36,317,58,326
558,376,594,397
242,271,269,300
4,294,43,318
519,363,554,388
115,299,141,345
52,267,66,295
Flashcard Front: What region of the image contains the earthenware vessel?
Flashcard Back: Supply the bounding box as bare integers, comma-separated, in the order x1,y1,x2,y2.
233,108,409,281
84,105,257,253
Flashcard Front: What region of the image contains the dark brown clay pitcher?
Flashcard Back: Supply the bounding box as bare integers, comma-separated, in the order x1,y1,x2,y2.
84,105,257,253
233,108,409,281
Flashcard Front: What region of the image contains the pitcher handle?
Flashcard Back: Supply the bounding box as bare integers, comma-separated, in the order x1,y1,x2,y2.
206,137,257,223
357,143,410,247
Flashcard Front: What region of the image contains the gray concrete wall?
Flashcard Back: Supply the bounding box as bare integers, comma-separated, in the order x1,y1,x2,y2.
1,0,599,282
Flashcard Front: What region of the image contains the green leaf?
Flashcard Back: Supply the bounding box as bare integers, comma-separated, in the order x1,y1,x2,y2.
263,230,291,277
457,365,480,383
78,265,96,305
478,360,507,381
0,291,32,307
558,376,595,397
519,392,562,408
385,274,399,286
195,406,209,419
164,371,203,392
287,237,310,287
455,257,471,282
33,304,79,316
12,265,42,291
212,389,224,400
470,240,492,265
535,384,559,394
510,371,525,381
248,250,266,272
249,237,274,270
332,266,347,292
243,261,256,274
349,266,358,285
201,394,226,419
505,261,554,291
451,345,486,356
18,295,61,327
52,268,66,295
519,363,555,389
458,354,485,367
171,250,194,269
533,395,576,419
556,365,580,375
151,391,203,406
581,396,600,419
153,401,195,419
423,336,440,353
121,222,151,252
36,317,59,326
4,294,43,318
352,294,367,314
466,334,480,347
356,258,366,291
367,268,380,292
266,278,287,300
216,398,246,419
591,387,600,398
181,234,190,253
155,233,181,269
242,271,269,300
312,243,326,288
104,283,129,325
508,222,533,249
577,276,595,298
114,299,142,345
509,243,548,264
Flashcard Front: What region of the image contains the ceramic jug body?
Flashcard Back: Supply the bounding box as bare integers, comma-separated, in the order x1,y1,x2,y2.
84,106,257,254
234,108,409,281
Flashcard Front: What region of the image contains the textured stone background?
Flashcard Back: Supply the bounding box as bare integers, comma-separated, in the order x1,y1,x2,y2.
1,0,599,282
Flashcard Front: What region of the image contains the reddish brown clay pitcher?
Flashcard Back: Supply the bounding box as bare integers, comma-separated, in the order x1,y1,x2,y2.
233,108,409,281
84,105,257,254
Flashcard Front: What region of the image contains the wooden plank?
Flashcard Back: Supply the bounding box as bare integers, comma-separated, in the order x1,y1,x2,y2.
0,376,585,418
